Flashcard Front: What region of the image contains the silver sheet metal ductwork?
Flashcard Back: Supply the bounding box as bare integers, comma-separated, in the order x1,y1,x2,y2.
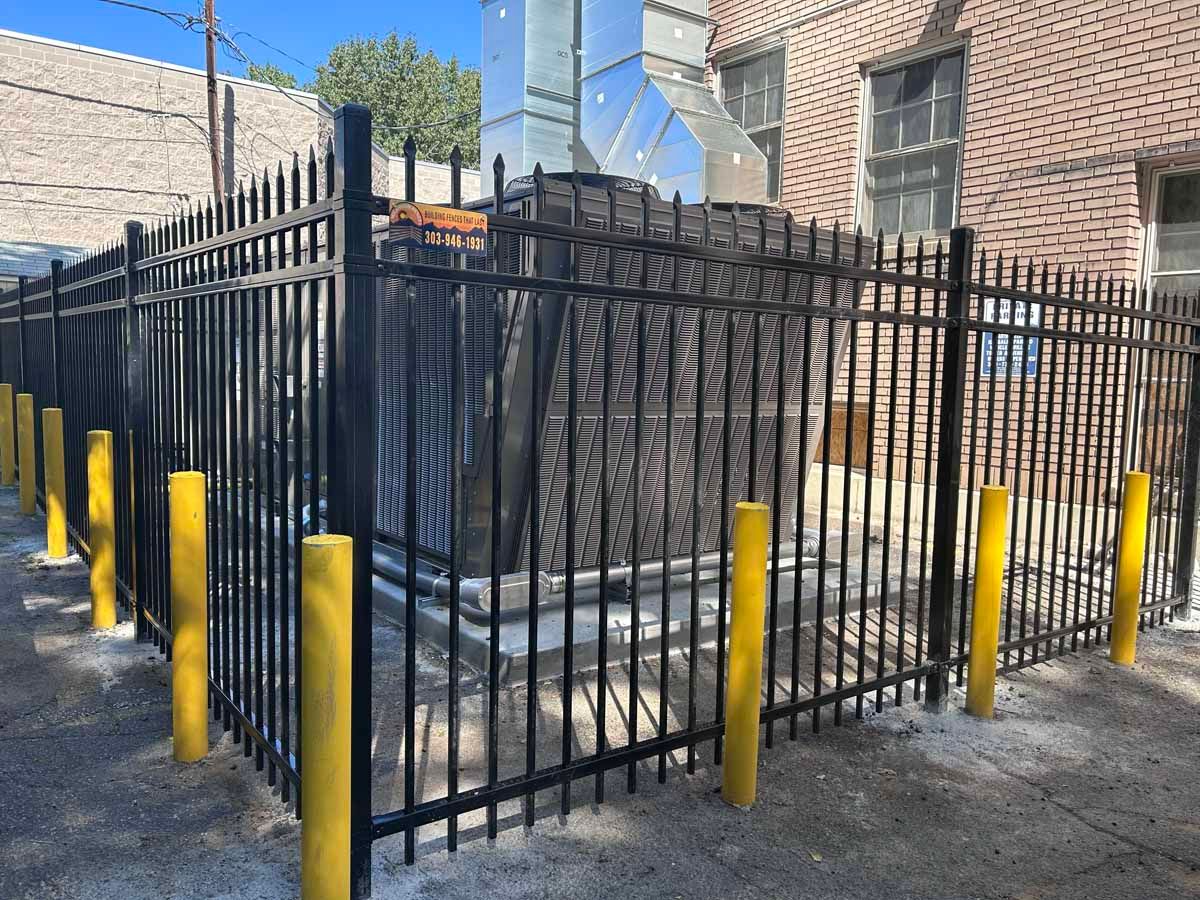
578,0,768,203
480,0,588,177
480,0,769,204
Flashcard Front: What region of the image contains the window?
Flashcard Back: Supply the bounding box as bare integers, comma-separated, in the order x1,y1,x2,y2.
1147,169,1200,304
861,47,965,239
720,47,786,202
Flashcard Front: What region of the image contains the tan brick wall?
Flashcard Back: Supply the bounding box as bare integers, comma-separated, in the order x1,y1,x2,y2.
0,30,478,255
708,0,1200,273
0,30,330,249
708,0,1200,496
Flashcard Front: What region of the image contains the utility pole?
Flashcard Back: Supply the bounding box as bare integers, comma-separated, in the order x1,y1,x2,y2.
204,0,223,201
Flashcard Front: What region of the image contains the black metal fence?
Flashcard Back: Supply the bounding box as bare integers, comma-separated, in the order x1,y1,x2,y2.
1,103,1197,898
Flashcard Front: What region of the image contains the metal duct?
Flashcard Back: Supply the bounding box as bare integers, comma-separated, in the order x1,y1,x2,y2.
579,0,769,203
480,0,593,177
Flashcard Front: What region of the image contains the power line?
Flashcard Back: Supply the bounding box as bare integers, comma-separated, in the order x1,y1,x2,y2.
372,108,481,132
229,29,317,73
96,0,204,31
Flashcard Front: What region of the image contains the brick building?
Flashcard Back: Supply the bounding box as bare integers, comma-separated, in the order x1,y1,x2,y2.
0,29,480,282
705,0,1199,507
706,0,1199,293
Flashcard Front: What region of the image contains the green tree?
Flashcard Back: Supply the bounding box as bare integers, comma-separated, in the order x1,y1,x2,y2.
304,32,480,167
245,62,297,90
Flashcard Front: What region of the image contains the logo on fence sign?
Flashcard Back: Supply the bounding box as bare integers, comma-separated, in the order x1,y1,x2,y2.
389,200,487,257
981,298,1040,378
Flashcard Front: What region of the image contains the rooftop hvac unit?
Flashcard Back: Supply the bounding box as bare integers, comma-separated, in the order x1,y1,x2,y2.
376,174,863,610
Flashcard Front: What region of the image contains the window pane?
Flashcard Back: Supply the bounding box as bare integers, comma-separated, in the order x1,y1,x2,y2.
1152,274,1200,300
725,96,744,127
765,86,784,124
722,63,744,101
1161,173,1200,225
747,54,767,92
933,188,955,230
900,102,932,148
873,196,900,236
873,110,901,153
935,52,963,97
900,191,932,234
768,159,781,202
867,156,902,194
903,57,935,103
744,90,766,129
751,126,782,201
932,94,961,140
766,49,786,86
1155,225,1200,272
903,150,933,191
751,128,778,162
932,144,958,186
872,70,902,112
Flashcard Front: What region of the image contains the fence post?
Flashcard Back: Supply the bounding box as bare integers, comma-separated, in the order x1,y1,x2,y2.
328,102,376,899
925,226,974,712
124,221,148,641
16,276,26,394
49,259,63,408
1171,325,1200,620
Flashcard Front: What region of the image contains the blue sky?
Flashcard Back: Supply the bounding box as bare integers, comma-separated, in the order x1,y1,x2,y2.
2,0,483,84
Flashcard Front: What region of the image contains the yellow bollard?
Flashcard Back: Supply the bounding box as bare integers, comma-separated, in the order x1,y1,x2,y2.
965,485,1009,718
0,383,14,486
1110,471,1151,667
42,408,67,558
87,430,116,629
301,534,354,900
721,501,770,808
16,393,35,515
170,471,209,762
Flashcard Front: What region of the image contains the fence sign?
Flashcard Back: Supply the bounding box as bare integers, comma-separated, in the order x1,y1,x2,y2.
981,297,1040,377
389,199,487,256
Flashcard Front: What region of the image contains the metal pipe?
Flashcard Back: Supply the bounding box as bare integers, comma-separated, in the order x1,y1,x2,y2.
372,536,830,625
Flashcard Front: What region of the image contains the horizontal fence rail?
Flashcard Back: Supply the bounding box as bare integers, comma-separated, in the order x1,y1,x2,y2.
1,103,1197,900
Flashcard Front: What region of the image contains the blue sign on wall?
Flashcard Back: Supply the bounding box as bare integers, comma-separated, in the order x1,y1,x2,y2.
981,298,1040,378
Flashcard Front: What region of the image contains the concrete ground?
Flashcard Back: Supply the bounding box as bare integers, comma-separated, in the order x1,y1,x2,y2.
1,483,1199,899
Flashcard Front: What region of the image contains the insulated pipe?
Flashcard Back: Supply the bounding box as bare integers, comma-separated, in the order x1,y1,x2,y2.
373,541,818,624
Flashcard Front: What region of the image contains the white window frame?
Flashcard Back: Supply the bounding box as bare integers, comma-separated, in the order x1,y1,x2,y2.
855,41,969,242
1141,162,1200,308
715,40,789,204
